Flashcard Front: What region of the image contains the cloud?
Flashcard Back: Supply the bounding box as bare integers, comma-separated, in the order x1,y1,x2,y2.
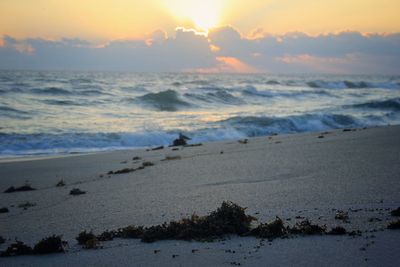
208,26,400,74
1,26,400,74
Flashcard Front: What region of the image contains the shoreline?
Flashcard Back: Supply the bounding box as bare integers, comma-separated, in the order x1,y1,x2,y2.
1,125,399,266
0,125,391,163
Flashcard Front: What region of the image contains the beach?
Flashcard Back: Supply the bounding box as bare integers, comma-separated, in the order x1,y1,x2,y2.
1,125,400,266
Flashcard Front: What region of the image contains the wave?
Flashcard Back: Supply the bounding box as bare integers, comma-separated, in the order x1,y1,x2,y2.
218,114,359,136
31,87,72,95
0,106,31,119
41,99,83,106
351,98,400,110
306,80,400,89
137,90,191,111
242,86,333,98
185,89,244,105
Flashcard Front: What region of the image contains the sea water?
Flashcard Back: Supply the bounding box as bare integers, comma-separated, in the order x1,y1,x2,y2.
0,71,399,157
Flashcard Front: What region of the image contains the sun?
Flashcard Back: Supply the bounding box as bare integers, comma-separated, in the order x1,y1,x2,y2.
162,0,225,31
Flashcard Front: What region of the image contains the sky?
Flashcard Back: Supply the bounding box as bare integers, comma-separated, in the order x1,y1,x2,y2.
1,0,400,73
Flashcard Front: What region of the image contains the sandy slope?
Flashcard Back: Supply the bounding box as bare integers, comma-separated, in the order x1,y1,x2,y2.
1,126,400,266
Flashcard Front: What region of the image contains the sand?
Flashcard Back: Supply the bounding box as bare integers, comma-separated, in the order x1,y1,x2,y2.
1,126,400,266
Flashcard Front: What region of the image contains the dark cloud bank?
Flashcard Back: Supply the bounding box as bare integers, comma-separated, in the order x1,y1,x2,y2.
1,26,399,74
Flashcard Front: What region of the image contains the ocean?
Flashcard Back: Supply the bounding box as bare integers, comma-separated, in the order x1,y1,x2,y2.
0,70,399,157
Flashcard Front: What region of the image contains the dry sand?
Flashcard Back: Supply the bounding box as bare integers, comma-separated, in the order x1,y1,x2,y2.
1,126,400,266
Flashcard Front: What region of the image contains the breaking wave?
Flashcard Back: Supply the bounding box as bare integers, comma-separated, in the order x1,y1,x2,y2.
137,90,191,111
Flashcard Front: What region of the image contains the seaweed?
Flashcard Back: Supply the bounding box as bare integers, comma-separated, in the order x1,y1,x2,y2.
390,207,400,217
328,226,347,235
4,183,36,193
76,231,101,249
142,161,154,167
113,168,136,174
0,207,9,213
132,156,141,161
162,155,182,161
33,235,67,254
141,201,255,243
1,241,33,257
116,225,144,239
289,219,326,235
335,211,349,221
18,202,36,210
387,220,400,230
76,231,96,245
249,217,287,239
56,179,66,187
70,188,86,195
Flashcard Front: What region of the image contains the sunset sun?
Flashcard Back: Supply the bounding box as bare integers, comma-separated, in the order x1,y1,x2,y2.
162,0,225,31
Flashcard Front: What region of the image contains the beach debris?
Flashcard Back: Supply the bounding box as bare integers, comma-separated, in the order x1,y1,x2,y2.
140,201,255,243
162,155,182,161
343,128,352,132
172,133,190,147
152,146,164,151
97,230,116,241
328,226,347,235
172,148,179,151
112,168,136,174
116,225,144,239
348,230,362,237
33,235,67,254
238,139,248,144
387,220,400,229
318,135,325,139
142,161,155,167
368,217,382,222
0,236,5,244
4,183,36,193
335,211,349,221
390,207,400,216
0,207,9,213
289,219,326,235
191,249,198,253
76,231,100,249
154,249,161,254
18,201,36,210
249,217,287,239
172,254,179,258
1,241,33,257
184,143,202,147
56,179,66,187
132,156,141,161
69,188,86,196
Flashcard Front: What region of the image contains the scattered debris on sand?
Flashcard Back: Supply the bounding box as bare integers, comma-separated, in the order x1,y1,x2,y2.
387,220,400,229
249,217,286,239
142,161,154,167
76,231,100,249
18,202,36,210
56,179,66,187
335,211,349,222
4,183,36,193
0,207,9,213
238,139,248,144
69,188,86,196
33,235,67,254
289,219,326,235
328,226,347,235
390,207,400,217
1,241,33,257
162,155,182,161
